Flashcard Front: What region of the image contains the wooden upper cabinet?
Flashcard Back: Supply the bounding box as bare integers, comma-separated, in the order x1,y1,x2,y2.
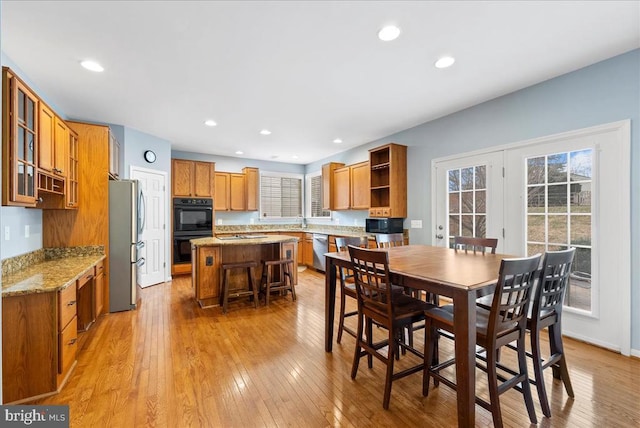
369,143,407,218
38,103,55,173
214,172,229,210
214,168,258,212
53,116,68,177
229,173,246,211
2,67,39,207
350,161,370,210
333,166,350,210
243,167,259,211
193,161,214,197
65,128,79,209
322,162,344,211
172,159,214,198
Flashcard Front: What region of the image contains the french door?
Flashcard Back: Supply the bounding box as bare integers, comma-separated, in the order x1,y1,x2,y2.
433,152,504,252
433,121,630,354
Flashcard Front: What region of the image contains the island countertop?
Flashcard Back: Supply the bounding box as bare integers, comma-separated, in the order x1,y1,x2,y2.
2,254,106,297
191,234,299,247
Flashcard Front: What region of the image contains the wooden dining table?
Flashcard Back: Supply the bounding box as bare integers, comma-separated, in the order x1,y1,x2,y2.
324,244,509,428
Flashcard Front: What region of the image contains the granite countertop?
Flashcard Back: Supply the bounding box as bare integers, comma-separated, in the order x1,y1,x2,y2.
2,254,106,297
214,227,375,239
191,234,299,247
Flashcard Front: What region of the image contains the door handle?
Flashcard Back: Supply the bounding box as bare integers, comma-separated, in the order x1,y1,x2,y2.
436,234,444,239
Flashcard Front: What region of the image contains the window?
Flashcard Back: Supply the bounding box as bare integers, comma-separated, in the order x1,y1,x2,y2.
306,172,331,218
260,172,303,218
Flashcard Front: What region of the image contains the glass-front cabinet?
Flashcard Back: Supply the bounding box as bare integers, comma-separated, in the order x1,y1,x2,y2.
2,67,39,207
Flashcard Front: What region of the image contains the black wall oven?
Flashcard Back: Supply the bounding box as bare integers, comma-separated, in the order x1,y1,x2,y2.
173,198,213,264
174,198,213,234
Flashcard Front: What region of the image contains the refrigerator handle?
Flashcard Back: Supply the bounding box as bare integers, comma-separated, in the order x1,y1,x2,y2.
139,189,146,234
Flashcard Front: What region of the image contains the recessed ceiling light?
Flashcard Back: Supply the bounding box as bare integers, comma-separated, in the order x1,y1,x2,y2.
235,150,244,155
435,56,455,69
292,155,299,159
333,138,343,144
80,60,104,72
260,129,272,135
204,119,217,127
378,25,400,42
270,155,279,159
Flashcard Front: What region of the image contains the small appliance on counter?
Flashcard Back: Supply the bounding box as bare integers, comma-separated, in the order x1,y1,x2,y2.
365,217,404,234
109,179,145,312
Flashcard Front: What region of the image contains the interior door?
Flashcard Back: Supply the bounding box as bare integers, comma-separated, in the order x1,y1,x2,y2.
433,152,504,250
131,167,167,288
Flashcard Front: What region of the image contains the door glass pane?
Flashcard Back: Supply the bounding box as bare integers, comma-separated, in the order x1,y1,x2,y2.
17,163,25,195
27,132,35,163
18,129,25,159
526,149,592,312
461,167,473,190
527,157,545,184
27,165,34,196
27,98,35,130
447,164,490,242
547,153,568,183
18,90,25,124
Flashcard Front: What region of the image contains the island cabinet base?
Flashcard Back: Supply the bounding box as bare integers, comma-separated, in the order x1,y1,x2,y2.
192,240,298,307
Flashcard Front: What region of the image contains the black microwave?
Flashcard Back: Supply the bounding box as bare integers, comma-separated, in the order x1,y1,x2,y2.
365,218,404,234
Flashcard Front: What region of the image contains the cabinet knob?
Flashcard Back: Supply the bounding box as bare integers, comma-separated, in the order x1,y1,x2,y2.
67,300,76,306
68,338,77,345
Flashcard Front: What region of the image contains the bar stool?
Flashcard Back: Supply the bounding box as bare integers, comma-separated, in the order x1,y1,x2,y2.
260,258,296,306
221,261,258,314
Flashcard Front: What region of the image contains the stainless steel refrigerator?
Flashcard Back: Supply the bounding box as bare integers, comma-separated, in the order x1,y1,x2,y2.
109,179,145,312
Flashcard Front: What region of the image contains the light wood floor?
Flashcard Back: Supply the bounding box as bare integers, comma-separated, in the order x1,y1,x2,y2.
36,269,640,427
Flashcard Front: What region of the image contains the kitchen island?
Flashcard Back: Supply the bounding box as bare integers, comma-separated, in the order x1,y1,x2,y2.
190,234,299,308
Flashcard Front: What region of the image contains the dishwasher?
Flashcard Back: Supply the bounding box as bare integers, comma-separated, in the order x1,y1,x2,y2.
312,234,328,271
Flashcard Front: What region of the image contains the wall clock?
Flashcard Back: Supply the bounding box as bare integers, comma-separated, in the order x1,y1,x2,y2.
144,150,156,163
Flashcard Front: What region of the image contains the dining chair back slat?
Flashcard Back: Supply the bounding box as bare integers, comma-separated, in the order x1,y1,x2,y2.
453,236,498,254
375,233,404,248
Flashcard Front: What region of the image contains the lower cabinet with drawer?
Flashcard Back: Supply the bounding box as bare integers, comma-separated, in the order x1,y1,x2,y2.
58,284,78,384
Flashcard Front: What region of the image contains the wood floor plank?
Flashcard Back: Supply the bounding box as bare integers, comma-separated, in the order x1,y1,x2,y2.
31,269,640,427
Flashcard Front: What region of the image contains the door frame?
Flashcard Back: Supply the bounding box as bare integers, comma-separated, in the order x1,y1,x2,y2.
130,165,171,283
430,120,630,355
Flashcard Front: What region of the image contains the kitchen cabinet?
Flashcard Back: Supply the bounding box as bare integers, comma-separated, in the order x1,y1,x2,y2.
94,260,105,316
76,267,96,332
350,161,370,209
321,162,344,211
332,161,370,211
369,143,407,218
38,103,55,173
172,159,215,197
215,171,252,211
65,128,79,209
243,167,259,211
333,166,350,210
192,245,222,306
302,233,313,267
2,67,39,207
109,132,120,179
53,117,69,177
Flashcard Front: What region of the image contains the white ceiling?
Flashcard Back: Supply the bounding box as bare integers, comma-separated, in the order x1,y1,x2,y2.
2,1,639,164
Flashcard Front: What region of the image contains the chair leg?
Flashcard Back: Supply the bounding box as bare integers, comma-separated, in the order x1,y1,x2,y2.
517,337,538,425
248,267,258,309
287,264,296,301
531,326,551,418
486,346,504,428
337,287,347,344
351,311,364,380
265,265,272,306
366,318,374,369
423,321,437,396
222,269,229,314
383,326,396,410
549,323,574,398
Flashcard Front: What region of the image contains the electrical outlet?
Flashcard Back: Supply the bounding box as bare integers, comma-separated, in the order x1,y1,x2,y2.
206,256,214,266
217,218,222,225
410,220,423,229
25,225,30,238
335,218,340,225
250,218,255,225
4,226,9,241
353,219,358,226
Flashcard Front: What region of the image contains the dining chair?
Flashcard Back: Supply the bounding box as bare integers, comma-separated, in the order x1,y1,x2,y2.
375,233,404,248
334,236,370,343
526,248,576,418
423,253,542,428
348,245,436,409
453,236,498,254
